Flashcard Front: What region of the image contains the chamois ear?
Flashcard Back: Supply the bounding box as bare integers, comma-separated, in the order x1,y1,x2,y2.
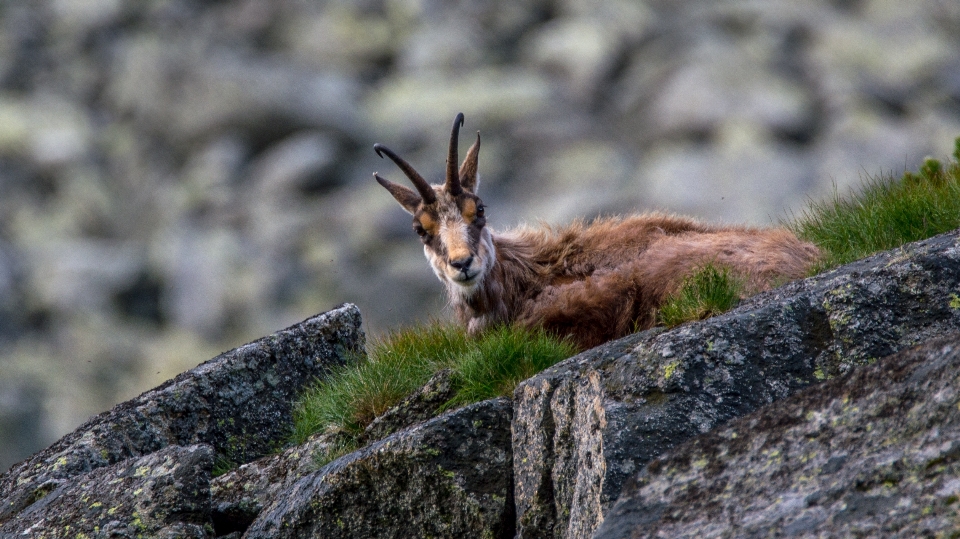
375,173,421,214
459,131,480,193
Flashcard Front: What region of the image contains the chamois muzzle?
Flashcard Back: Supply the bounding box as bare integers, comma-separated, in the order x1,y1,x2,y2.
450,255,474,272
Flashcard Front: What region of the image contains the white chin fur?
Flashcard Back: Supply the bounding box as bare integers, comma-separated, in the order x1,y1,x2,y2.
439,265,484,300
425,229,496,301
451,272,481,289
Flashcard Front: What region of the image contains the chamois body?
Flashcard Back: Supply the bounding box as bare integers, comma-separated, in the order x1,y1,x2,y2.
457,215,817,349
374,114,820,350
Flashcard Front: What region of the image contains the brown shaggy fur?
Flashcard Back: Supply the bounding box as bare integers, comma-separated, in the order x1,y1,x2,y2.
480,215,818,349
374,115,820,350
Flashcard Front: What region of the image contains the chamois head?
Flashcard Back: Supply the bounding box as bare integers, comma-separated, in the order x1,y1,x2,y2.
374,113,493,295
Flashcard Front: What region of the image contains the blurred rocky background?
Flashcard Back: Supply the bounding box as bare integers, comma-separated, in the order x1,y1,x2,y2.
0,0,959,472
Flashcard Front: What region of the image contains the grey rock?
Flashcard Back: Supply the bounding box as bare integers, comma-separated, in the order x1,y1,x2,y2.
397,21,487,72
512,229,960,538
0,303,364,525
365,69,553,139
360,367,459,444
211,366,476,535
595,332,960,538
160,226,245,337
0,444,214,538
210,431,345,536
26,238,144,315
210,368,459,534
244,398,515,539
638,137,814,223
109,41,364,144
210,369,481,535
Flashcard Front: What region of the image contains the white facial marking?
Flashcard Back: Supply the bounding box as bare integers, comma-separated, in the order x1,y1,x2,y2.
424,224,495,302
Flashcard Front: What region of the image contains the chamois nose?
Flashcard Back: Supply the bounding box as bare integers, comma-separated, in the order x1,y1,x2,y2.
450,256,474,272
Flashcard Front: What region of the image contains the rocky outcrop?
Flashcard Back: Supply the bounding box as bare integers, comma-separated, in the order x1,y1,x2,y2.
209,394,513,539
595,332,960,538
0,303,364,526
2,231,960,538
512,229,960,538
0,444,215,538
0,301,516,539
245,398,515,539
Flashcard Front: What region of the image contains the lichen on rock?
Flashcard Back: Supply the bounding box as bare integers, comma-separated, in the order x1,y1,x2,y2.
210,431,345,535
359,367,459,445
0,303,364,526
244,398,516,539
596,332,960,538
0,444,214,538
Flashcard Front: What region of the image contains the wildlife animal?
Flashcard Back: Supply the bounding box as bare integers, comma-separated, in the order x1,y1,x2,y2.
373,113,820,350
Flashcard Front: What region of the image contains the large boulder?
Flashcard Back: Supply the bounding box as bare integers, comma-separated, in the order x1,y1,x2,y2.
0,303,364,525
595,332,960,538
244,397,515,539
0,444,214,538
512,229,960,538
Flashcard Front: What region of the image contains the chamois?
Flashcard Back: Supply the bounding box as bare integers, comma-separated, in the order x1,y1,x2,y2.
374,113,820,350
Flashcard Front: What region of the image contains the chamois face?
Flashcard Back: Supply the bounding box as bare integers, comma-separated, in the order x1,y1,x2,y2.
374,113,495,295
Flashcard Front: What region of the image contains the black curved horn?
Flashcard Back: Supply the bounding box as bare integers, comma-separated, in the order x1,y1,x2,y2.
373,143,437,205
445,113,465,196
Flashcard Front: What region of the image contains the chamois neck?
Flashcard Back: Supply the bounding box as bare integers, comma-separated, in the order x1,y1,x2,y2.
449,230,542,333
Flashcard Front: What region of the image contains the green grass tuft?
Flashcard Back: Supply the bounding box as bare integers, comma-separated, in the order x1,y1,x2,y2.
291,324,575,447
789,137,960,270
291,323,467,444
446,326,577,407
657,264,745,328
211,455,237,477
